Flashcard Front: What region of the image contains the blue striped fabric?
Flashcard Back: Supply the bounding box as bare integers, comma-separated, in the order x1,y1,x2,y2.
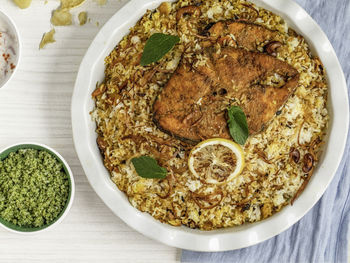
182,0,350,262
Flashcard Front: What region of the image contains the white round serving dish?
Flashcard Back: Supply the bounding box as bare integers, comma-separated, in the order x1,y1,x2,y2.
0,143,75,234
0,10,21,89
71,0,349,251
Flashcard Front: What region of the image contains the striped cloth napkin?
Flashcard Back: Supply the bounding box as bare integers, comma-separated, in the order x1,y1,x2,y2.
182,0,350,262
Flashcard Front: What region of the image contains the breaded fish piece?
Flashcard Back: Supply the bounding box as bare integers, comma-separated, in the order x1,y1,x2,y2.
153,47,299,143
203,21,280,52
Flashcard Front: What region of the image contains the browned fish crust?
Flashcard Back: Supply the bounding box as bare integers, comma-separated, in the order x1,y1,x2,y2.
204,21,280,51
153,47,299,142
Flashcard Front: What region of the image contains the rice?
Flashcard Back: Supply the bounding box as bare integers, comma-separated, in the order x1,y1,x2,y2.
91,0,328,230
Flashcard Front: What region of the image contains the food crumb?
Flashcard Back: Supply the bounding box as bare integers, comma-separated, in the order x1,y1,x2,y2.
78,12,88,26
60,0,86,9
51,9,73,26
12,0,32,9
50,0,87,28
39,29,56,49
95,0,107,6
37,0,106,49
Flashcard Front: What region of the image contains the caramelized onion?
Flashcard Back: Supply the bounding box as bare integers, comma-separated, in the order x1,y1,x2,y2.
157,177,172,199
302,153,314,173
264,41,282,57
92,83,106,97
241,3,259,17
256,149,271,164
96,136,107,151
191,190,224,209
291,152,316,204
236,3,259,22
289,147,300,163
170,165,188,174
176,6,201,20
297,120,305,146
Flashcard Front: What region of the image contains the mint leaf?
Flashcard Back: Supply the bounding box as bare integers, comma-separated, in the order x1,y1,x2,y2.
140,33,180,66
131,156,167,179
227,106,249,145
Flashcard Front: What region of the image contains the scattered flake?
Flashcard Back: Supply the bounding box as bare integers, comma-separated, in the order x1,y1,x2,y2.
12,0,32,9
51,9,73,26
39,29,56,49
60,0,86,9
95,0,107,6
78,12,88,26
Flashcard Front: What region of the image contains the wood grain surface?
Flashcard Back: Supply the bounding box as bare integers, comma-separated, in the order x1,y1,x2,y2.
0,0,348,262
0,1,179,262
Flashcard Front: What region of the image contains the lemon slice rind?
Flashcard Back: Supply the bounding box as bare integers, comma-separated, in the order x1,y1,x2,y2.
188,138,245,185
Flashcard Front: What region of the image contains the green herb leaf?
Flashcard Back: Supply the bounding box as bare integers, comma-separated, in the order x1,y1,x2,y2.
227,106,249,145
131,156,167,179
140,33,180,66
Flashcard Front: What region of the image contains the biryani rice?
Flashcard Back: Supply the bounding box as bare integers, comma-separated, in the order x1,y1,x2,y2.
91,0,328,230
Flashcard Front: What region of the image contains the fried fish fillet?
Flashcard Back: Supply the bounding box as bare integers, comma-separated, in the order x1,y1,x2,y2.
203,21,280,51
153,47,299,143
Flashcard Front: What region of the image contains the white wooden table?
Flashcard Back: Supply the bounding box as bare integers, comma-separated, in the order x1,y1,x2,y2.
0,1,348,262
0,1,179,262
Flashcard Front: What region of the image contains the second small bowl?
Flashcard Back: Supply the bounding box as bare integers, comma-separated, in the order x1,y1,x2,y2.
0,143,75,234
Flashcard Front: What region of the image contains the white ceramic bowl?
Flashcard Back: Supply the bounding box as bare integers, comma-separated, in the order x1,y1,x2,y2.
0,10,21,89
0,143,75,234
71,0,349,251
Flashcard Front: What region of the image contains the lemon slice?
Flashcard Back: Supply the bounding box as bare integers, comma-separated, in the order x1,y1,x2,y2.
188,138,245,184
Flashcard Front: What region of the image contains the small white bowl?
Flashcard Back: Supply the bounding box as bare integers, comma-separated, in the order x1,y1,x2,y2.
0,10,21,89
0,143,75,234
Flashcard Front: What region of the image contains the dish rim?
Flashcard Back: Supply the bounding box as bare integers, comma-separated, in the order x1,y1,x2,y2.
0,142,75,234
71,0,349,251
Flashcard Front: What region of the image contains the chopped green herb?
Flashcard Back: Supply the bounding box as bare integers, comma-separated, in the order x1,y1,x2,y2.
0,149,69,228
140,33,180,66
227,106,249,145
131,156,167,179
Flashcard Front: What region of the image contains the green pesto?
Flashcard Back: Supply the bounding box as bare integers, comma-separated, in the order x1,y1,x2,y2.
0,149,69,228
